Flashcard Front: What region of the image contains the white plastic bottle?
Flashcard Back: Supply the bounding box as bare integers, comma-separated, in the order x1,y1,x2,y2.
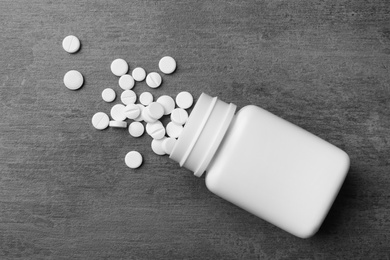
170,93,350,238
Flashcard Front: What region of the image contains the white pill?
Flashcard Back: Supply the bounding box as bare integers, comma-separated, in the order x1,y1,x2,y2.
123,103,140,119
111,58,128,76
91,112,109,130
110,104,126,121
162,137,177,155
128,122,144,138
132,67,146,81
170,108,189,125
146,121,165,140
176,91,193,109
125,151,143,169
139,92,153,106
159,56,176,74
156,95,175,115
133,104,145,122
62,35,81,54
118,74,135,90
102,88,116,102
151,138,166,156
147,102,164,120
142,106,157,123
63,70,84,90
121,89,137,105
109,120,127,128
166,122,184,138
146,72,162,88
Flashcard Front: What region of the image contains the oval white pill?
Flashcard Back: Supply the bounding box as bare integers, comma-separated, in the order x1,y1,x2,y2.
102,88,116,102
133,104,145,122
111,58,128,76
156,95,175,115
128,122,144,138
159,56,176,74
62,35,81,54
146,121,165,140
125,151,143,169
109,120,127,128
118,74,135,90
92,112,109,130
132,67,146,81
110,104,126,121
146,72,162,88
141,106,157,123
166,122,184,138
151,138,166,156
170,108,188,125
176,91,193,109
124,103,140,119
147,102,164,120
63,70,84,90
120,89,137,105
139,92,153,106
146,120,163,134
162,137,177,155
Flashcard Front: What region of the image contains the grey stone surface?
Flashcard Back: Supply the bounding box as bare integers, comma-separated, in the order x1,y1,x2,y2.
0,0,389,259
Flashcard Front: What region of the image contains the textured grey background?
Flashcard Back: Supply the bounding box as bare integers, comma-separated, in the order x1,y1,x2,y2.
0,0,389,259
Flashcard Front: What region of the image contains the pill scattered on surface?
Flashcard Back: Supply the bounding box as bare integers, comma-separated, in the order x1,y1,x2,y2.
62,35,81,54
166,122,184,138
170,108,188,125
132,67,146,81
118,74,135,90
128,122,144,138
147,102,164,120
111,58,128,76
92,112,110,130
124,103,140,119
63,70,84,90
146,121,165,140
120,89,137,105
156,95,175,115
110,104,127,121
159,56,176,74
109,120,127,128
139,92,153,106
125,151,143,169
146,72,162,88
162,137,177,155
176,91,193,109
151,138,166,155
142,107,157,123
133,104,145,122
102,88,116,103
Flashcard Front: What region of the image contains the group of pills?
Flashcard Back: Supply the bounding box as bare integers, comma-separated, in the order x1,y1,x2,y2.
62,35,193,169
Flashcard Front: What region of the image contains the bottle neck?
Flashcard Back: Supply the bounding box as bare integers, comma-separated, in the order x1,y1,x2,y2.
169,93,236,177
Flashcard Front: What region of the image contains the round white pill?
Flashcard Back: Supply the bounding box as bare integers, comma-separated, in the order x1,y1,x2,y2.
132,67,146,81
147,102,164,120
162,137,177,155
146,72,162,88
63,70,84,90
123,103,140,119
110,104,126,121
159,56,176,74
139,92,153,106
118,74,135,90
111,59,128,76
92,112,109,130
128,122,144,138
120,89,137,105
156,95,175,115
146,121,165,140
133,104,145,122
125,151,143,169
166,122,184,138
142,107,157,123
62,35,81,54
151,138,166,156
170,108,189,125
109,120,127,128
102,88,116,102
176,91,193,109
